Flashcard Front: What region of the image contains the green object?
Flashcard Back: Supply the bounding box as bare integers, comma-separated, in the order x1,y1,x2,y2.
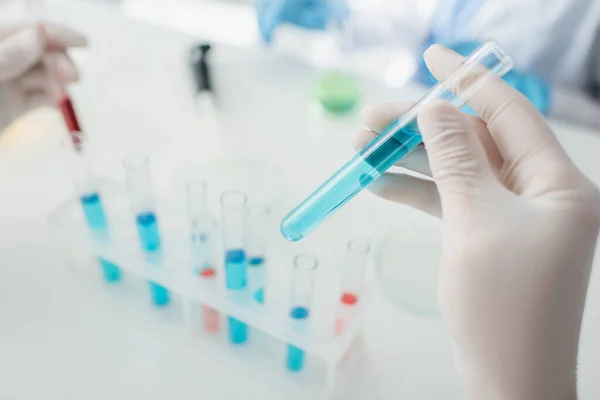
312,70,360,115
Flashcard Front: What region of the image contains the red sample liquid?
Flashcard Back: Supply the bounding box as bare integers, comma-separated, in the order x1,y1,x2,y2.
59,95,81,132
341,292,358,305
200,267,220,334
337,292,360,360
58,95,83,150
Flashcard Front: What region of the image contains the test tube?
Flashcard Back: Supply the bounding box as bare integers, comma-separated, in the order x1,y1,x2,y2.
221,190,249,344
281,40,514,241
63,132,121,283
245,205,269,304
335,239,370,339
287,254,318,372
26,0,83,148
186,181,220,334
123,154,169,307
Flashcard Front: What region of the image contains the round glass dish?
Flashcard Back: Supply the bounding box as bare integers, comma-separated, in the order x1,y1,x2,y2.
373,218,442,317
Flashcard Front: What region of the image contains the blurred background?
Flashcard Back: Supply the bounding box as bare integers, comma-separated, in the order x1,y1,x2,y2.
0,0,599,399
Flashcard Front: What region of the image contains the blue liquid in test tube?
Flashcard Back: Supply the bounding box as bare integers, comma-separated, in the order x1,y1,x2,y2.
287,306,309,371
248,256,264,266
124,154,170,308
136,211,161,252
225,249,248,343
80,193,121,283
246,205,269,305
286,254,317,372
249,257,265,304
281,121,421,241
280,40,514,241
221,191,250,345
225,249,247,290
136,211,169,306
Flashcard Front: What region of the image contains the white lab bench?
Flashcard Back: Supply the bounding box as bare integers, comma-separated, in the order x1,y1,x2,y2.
0,1,599,399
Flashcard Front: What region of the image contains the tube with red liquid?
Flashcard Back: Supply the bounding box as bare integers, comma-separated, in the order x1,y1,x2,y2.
334,238,370,359
186,181,220,334
41,50,84,150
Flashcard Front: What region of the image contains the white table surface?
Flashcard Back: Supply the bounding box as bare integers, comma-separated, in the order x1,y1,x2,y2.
0,1,599,399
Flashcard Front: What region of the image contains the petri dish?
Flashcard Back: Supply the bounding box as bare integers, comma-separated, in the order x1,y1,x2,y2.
373,222,442,317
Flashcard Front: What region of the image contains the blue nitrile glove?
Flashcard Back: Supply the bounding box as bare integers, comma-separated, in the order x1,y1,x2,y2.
256,0,348,44
414,40,551,116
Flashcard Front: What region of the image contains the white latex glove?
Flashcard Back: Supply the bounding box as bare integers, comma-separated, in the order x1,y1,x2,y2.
355,45,600,399
0,22,87,131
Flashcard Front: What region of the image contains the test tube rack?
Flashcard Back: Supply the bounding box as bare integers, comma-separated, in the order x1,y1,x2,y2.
48,180,371,399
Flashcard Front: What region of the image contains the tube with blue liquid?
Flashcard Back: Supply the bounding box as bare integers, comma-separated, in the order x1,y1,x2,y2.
245,205,269,305
281,40,514,241
123,154,169,307
221,190,249,344
286,254,318,372
63,132,121,283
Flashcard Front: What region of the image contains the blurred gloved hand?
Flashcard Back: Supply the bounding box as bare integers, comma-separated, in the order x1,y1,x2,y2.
256,0,348,44
355,45,600,399
0,22,87,131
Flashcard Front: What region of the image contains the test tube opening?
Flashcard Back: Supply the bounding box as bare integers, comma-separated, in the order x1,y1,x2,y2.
186,180,211,238
123,153,150,170
220,190,247,209
346,237,371,255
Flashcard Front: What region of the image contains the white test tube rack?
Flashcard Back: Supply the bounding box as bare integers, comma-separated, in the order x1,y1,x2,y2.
48,179,371,399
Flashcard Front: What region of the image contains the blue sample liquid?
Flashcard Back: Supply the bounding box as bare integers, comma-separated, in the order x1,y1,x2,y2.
225,249,248,344
81,193,107,229
228,316,248,344
99,258,121,282
248,256,265,266
136,211,161,252
136,211,169,307
287,306,310,372
281,120,422,241
149,281,170,306
80,193,122,283
225,249,247,290
253,288,264,304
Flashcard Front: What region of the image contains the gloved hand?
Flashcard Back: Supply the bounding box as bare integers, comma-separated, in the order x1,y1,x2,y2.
256,0,348,44
355,45,600,399
415,40,551,115
0,22,87,131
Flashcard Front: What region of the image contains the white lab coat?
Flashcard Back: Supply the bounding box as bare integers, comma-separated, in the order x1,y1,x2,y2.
345,0,600,128
348,0,600,92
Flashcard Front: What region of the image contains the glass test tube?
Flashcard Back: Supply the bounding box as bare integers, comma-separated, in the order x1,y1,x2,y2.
123,154,169,307
245,205,269,304
287,254,318,372
64,132,121,283
281,40,514,241
26,0,83,143
186,181,220,334
335,238,370,358
221,190,249,344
